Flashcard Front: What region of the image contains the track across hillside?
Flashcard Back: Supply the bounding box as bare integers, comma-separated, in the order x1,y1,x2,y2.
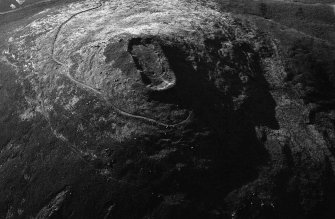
51,1,191,128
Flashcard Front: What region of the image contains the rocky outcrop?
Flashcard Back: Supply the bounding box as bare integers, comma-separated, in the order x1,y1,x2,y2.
0,0,334,218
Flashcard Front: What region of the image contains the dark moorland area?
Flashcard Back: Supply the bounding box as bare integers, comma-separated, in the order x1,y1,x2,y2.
217,0,335,102
1,0,335,218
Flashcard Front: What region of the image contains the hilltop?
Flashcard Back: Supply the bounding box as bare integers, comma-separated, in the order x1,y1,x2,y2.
0,0,335,218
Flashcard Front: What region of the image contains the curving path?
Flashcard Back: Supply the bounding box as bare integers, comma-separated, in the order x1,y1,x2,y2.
51,1,191,128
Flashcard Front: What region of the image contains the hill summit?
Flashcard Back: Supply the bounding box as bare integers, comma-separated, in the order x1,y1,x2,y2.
0,0,334,218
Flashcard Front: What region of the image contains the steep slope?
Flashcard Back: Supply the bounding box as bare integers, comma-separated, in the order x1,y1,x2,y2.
0,0,335,218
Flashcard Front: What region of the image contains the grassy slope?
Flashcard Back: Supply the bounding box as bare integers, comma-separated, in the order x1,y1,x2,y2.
0,0,48,12
0,0,335,217
217,0,335,44
0,0,86,13
274,0,335,3
217,0,335,167
218,0,335,99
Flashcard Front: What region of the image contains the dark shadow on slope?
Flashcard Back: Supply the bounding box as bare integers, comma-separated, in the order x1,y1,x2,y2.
103,35,281,218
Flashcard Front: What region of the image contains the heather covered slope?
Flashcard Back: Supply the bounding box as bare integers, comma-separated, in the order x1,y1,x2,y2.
0,0,335,218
